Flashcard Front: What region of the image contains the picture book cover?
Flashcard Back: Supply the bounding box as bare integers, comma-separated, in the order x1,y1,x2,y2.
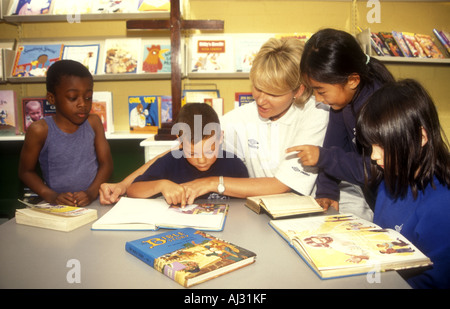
234,92,254,108
190,36,234,73
234,34,270,73
125,228,257,287
392,31,412,57
159,95,172,124
22,97,44,131
138,0,170,11
12,44,63,77
378,32,403,57
52,0,92,14
0,90,18,136
104,38,140,74
62,44,100,75
91,0,137,13
142,42,171,73
92,197,229,231
401,32,426,58
432,29,450,55
12,0,52,15
270,214,432,279
414,34,444,59
128,95,159,133
91,91,114,134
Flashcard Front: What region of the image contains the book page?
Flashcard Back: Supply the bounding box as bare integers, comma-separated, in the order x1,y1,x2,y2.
260,193,322,213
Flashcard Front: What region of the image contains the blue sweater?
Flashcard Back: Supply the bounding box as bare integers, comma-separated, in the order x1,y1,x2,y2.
315,82,380,201
374,178,450,289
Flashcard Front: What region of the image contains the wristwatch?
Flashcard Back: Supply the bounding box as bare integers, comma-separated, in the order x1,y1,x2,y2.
217,176,225,194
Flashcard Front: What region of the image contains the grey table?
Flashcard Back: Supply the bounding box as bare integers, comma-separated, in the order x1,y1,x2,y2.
0,198,411,290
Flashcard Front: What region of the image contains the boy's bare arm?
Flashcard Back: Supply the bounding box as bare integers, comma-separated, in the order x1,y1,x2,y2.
18,120,59,203
127,179,187,206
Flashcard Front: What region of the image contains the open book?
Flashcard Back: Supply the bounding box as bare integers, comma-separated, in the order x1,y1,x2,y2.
126,228,256,288
91,197,228,231
270,214,432,279
245,192,323,219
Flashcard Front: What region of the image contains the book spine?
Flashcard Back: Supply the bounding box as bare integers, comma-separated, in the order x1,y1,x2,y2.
433,29,450,54
125,242,157,269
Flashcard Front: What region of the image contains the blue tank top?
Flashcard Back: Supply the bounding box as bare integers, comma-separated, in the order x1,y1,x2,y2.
39,116,98,193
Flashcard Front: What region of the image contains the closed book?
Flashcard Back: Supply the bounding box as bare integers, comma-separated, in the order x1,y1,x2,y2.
125,228,256,287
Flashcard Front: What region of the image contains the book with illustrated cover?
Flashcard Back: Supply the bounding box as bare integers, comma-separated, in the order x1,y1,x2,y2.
368,32,387,56
125,228,256,287
160,95,172,124
275,32,312,42
270,214,432,279
415,33,444,59
11,0,52,15
245,192,323,219
91,0,137,13
234,92,254,107
141,41,171,73
91,91,114,134
0,90,18,136
190,36,234,73
22,97,44,131
92,197,229,231
128,95,159,134
104,38,140,74
138,0,170,11
12,44,63,77
392,31,412,57
433,29,450,55
52,0,92,14
234,34,270,73
16,200,98,232
62,44,100,75
401,32,426,58
378,32,403,56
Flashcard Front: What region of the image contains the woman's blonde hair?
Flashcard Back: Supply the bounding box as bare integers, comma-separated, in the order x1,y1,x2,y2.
249,37,312,106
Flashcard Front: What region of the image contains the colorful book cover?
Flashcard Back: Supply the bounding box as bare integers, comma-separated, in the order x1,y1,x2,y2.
104,38,140,74
234,34,270,73
91,0,137,13
190,36,234,73
159,95,172,124
275,32,312,42
234,92,254,107
13,0,52,15
22,97,44,131
12,44,63,77
62,44,100,75
125,228,257,287
142,42,171,73
433,29,450,55
91,91,114,134
401,32,426,58
369,32,386,56
52,0,92,14
392,31,412,57
415,34,444,59
138,0,170,11
0,90,18,136
128,95,159,133
378,32,403,57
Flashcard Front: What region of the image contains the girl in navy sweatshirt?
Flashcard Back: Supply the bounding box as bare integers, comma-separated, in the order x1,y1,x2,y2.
287,28,394,220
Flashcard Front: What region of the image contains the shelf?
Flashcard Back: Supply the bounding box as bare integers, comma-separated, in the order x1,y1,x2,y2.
374,56,450,65
6,73,173,84
0,131,156,142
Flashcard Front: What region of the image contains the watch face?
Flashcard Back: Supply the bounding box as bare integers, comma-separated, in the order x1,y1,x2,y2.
218,184,225,194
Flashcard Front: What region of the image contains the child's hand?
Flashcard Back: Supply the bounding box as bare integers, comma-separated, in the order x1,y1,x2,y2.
73,191,93,207
160,181,188,207
315,198,339,211
285,145,320,166
54,192,77,206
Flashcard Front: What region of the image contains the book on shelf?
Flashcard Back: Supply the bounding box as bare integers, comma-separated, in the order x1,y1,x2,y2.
369,32,388,56
415,33,445,59
401,32,427,58
104,38,140,74
22,97,54,132
234,92,254,108
190,35,235,73
9,0,53,15
392,31,413,57
15,200,98,232
270,213,432,279
275,32,312,42
128,95,160,134
204,97,224,116
245,192,324,219
91,0,138,13
91,197,229,231
433,29,450,55
141,40,171,73
125,227,256,287
91,91,114,134
52,0,92,14
12,44,63,77
378,32,403,57
0,90,19,136
160,95,172,124
234,34,270,73
62,44,100,75
138,0,170,12
182,87,220,105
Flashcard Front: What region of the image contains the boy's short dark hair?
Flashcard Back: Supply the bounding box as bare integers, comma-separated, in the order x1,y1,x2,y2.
46,60,93,94
175,103,221,144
